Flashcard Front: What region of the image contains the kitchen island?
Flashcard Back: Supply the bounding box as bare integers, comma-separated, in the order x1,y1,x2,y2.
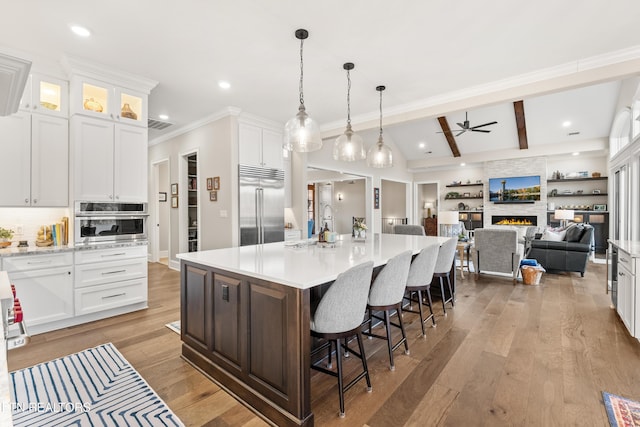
177,233,451,427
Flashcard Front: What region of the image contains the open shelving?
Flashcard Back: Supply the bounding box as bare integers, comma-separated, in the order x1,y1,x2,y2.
187,154,198,252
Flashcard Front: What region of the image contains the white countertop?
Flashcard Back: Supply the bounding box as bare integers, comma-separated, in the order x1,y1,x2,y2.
177,233,451,289
609,240,640,257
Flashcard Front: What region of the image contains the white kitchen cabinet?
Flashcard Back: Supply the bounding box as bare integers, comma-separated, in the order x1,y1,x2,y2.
73,115,148,202
239,123,284,170
3,253,74,327
19,73,68,118
617,260,634,335
69,75,147,127
0,111,68,206
74,245,148,316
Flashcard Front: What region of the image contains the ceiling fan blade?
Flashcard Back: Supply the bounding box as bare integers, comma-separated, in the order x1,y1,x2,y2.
470,121,498,129
455,130,466,137
456,122,465,128
471,129,491,133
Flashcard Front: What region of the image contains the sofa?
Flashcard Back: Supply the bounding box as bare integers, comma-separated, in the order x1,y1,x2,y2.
526,223,594,276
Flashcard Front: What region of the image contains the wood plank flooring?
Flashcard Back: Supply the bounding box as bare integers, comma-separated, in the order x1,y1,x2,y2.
8,261,640,426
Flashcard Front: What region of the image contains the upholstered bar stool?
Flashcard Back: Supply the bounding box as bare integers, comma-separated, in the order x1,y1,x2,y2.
362,250,412,371
403,243,440,337
310,261,374,418
393,224,426,236
433,237,457,314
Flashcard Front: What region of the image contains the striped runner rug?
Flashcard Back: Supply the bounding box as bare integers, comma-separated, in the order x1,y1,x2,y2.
10,343,184,426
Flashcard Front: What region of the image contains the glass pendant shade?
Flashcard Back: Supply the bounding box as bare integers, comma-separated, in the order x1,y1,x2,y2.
283,28,323,153
334,124,365,161
366,135,393,168
366,85,393,168
284,103,322,152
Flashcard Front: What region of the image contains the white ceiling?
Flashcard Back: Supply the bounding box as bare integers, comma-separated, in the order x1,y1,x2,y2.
2,1,640,170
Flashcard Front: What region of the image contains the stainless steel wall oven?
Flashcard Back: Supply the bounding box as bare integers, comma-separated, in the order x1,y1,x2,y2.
74,202,148,245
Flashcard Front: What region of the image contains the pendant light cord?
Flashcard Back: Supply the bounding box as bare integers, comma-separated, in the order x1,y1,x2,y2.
378,88,383,143
346,68,352,126
299,38,305,106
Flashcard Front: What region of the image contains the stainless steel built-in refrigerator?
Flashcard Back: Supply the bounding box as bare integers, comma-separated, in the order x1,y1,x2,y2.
239,165,285,246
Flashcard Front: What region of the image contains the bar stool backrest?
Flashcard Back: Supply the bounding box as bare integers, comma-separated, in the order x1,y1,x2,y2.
311,261,374,334
406,243,439,287
434,238,458,274
368,250,412,307
393,225,426,236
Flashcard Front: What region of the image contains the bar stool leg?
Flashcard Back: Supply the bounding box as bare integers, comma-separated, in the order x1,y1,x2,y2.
440,276,447,314
447,275,455,307
397,305,410,355
426,288,436,327
416,289,426,337
356,332,372,392
327,340,332,369
335,339,345,418
384,310,395,371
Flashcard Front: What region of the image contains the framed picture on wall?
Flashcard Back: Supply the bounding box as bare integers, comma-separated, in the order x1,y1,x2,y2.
213,176,220,190
207,177,213,191
171,196,178,208
171,183,178,195
210,191,218,201
374,187,380,209
593,204,607,211
159,192,167,202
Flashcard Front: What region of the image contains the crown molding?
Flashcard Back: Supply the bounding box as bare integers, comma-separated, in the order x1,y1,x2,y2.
148,107,241,146
62,55,158,94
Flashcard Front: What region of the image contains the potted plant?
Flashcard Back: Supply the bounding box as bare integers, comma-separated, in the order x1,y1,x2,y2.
0,227,14,247
353,220,367,239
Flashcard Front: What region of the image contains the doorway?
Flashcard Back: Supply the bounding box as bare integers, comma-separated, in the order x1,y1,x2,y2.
380,179,410,233
151,158,170,265
415,181,439,236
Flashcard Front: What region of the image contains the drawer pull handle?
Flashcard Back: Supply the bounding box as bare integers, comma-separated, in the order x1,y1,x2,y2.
101,270,126,275
27,260,53,265
101,253,127,258
102,293,126,300
619,272,625,276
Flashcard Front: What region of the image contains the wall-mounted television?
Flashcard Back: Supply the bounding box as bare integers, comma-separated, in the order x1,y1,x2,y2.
489,175,541,203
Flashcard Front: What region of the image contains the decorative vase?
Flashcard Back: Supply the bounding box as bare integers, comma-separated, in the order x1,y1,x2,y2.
121,103,138,120
83,98,103,112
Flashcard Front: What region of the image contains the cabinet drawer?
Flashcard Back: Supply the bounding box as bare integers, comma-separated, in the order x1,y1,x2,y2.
3,252,73,272
284,229,301,241
75,277,147,315
619,250,635,275
75,257,147,288
75,245,147,264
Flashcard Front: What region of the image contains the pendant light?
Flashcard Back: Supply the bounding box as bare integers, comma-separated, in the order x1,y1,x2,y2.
366,85,393,168
283,29,322,153
333,62,365,161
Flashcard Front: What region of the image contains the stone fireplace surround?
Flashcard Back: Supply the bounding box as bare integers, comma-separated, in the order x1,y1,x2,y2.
483,157,547,229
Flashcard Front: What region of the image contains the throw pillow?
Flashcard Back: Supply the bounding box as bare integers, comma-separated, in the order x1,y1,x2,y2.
565,224,585,242
541,229,566,242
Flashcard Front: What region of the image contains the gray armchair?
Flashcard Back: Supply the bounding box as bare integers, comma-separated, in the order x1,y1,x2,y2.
472,228,523,284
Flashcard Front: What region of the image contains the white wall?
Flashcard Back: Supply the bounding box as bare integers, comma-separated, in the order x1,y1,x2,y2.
381,180,407,219
158,161,169,254
148,115,236,265
333,179,366,234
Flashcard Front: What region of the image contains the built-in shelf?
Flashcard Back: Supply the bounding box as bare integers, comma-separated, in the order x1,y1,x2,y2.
445,182,483,188
548,193,608,197
445,196,483,200
547,177,607,183
187,153,198,252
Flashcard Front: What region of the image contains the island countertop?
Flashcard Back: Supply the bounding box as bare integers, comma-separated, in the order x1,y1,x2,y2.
609,239,640,257
177,233,451,290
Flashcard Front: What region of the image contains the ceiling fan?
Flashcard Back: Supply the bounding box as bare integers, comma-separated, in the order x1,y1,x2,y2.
439,112,497,137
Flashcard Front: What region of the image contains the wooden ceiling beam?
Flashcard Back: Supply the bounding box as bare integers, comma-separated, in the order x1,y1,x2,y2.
437,116,461,157
513,100,529,150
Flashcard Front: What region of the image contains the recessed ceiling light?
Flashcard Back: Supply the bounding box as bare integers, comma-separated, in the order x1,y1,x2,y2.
70,25,91,37
562,121,571,128
460,162,466,167
418,142,425,149
572,152,580,156
218,81,231,90
158,114,169,120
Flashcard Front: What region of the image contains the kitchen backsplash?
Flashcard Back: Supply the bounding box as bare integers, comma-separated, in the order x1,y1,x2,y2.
0,208,71,246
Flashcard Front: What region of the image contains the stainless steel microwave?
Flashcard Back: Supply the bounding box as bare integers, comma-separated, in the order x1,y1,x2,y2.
74,202,148,245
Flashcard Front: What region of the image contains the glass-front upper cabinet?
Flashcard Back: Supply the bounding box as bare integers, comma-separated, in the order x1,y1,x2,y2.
71,77,147,126
20,73,68,118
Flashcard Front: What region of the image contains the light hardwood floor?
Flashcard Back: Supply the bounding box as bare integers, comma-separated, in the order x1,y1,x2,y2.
8,261,640,426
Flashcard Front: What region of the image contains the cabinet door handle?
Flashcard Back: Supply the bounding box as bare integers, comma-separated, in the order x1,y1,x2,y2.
102,293,126,300
33,199,37,204
102,270,126,275
619,272,625,276
109,195,113,199
620,258,628,263
24,198,29,204
24,103,30,108
27,260,52,265
101,252,126,258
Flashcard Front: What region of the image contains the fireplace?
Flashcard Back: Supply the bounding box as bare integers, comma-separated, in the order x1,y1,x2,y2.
491,215,537,226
